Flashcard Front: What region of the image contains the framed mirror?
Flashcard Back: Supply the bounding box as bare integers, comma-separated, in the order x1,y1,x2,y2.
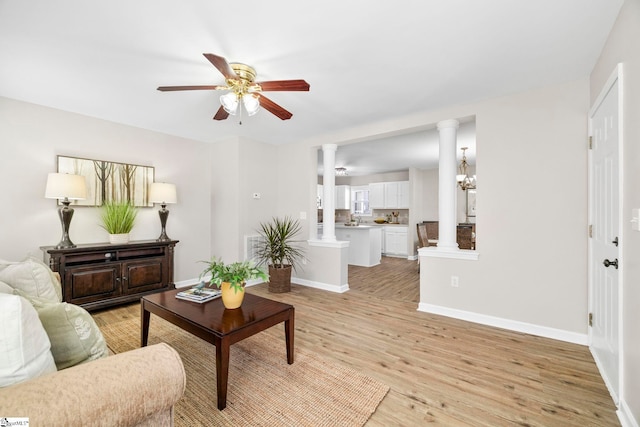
57,155,155,207
466,189,477,218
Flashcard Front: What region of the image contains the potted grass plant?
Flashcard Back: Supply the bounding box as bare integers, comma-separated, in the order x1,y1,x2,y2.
99,201,138,244
199,257,268,309
255,216,304,293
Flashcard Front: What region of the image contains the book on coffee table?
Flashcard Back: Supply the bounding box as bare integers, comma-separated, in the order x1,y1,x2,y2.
176,287,221,303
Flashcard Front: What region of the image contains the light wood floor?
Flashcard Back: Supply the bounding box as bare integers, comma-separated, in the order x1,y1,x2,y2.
93,256,619,426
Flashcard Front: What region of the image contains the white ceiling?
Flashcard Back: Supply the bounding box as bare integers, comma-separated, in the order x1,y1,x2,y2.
0,0,622,174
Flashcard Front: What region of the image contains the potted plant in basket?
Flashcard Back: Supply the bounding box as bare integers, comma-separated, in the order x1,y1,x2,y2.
255,216,305,293
199,257,268,309
99,201,138,244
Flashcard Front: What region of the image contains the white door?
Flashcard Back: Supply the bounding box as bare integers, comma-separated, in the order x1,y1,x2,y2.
589,68,621,403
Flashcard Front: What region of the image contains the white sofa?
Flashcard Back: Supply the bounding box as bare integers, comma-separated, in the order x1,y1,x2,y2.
0,257,186,426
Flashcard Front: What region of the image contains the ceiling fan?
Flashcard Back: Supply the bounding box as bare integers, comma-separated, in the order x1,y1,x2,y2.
157,53,310,121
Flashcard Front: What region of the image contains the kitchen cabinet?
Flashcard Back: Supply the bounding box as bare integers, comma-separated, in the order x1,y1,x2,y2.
335,185,350,210
369,181,409,209
42,240,177,311
383,226,408,257
369,183,385,208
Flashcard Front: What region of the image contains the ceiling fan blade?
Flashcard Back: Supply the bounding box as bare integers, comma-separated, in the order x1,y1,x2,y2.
213,105,230,121
157,85,226,92
258,94,293,120
256,79,310,92
203,53,237,79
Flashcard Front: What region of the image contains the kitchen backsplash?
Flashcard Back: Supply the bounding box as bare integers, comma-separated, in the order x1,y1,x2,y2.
318,209,409,224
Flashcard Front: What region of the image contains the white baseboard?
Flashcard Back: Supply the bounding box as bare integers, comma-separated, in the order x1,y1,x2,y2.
174,278,196,289
175,277,264,289
178,276,349,293
618,399,639,427
292,276,349,293
418,303,588,345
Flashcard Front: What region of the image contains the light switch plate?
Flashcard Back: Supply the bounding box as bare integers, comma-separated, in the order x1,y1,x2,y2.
632,208,640,231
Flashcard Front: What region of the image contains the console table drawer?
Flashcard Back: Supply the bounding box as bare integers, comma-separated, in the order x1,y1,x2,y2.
64,251,117,264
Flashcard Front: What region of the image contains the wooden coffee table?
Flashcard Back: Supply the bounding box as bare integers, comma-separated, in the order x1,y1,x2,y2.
141,288,294,410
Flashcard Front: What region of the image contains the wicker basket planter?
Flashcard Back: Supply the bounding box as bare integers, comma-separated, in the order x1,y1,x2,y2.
255,217,304,294
268,265,292,293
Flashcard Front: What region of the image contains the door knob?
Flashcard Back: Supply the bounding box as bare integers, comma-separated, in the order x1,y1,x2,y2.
603,258,618,269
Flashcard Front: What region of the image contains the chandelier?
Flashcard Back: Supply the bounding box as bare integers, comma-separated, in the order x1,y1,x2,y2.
456,147,476,190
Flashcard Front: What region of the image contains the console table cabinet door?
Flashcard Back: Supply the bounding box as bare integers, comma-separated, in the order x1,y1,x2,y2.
64,264,121,305
122,257,167,295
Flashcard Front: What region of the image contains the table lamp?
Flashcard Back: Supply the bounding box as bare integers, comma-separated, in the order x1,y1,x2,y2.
149,182,177,241
45,172,87,248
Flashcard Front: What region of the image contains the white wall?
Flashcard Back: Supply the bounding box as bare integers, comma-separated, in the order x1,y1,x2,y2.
209,136,279,263
280,77,590,337
590,0,640,423
421,79,589,334
0,96,212,283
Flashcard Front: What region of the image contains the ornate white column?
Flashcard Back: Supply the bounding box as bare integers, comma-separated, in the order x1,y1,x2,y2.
322,144,337,241
437,119,459,250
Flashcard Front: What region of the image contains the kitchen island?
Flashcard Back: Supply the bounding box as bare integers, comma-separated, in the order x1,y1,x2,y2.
334,224,382,267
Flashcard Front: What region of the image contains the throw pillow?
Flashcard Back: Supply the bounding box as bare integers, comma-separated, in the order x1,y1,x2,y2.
0,294,57,387
0,257,62,302
16,292,109,370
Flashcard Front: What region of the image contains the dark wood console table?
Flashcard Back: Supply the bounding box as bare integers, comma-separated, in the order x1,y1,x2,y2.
41,239,178,311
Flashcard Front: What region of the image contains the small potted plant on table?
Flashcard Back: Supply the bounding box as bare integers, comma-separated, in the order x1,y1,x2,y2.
199,257,268,309
99,201,138,244
255,216,305,293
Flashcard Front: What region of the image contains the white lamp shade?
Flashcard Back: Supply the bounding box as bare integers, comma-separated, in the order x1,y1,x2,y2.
45,173,87,200
242,94,260,116
220,92,238,115
149,183,177,204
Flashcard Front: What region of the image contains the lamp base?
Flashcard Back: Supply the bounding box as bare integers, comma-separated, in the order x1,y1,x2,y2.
157,205,171,242
55,239,76,249
156,232,172,242
56,202,76,249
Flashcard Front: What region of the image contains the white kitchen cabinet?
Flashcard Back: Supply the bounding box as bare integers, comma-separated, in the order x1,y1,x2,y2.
383,226,408,257
396,181,410,208
369,181,409,209
369,183,385,208
335,185,350,210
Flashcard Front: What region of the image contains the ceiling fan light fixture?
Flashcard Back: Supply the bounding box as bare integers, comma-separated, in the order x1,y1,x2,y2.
335,167,348,176
220,92,238,115
159,53,310,121
242,94,260,116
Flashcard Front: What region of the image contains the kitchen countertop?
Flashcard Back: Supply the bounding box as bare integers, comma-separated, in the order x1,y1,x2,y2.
321,223,408,228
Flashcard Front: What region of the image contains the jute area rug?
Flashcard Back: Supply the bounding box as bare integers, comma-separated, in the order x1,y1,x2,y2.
100,314,389,426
